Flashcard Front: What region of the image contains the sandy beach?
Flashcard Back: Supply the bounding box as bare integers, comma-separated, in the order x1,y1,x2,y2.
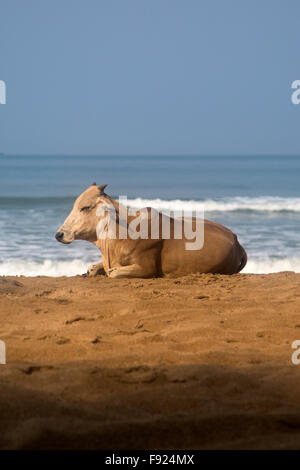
0,271,300,449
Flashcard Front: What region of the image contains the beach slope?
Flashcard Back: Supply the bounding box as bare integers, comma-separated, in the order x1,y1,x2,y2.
1,272,300,449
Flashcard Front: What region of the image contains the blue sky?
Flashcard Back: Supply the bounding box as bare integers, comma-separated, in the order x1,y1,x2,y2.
1,0,300,155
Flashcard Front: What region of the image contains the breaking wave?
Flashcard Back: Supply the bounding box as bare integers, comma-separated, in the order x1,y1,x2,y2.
242,257,300,274
1,195,300,213
1,257,300,277
126,196,300,213
0,259,88,277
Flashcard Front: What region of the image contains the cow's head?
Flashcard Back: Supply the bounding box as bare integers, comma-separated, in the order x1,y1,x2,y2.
55,183,108,244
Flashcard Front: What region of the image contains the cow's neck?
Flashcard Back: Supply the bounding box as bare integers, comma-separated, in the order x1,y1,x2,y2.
94,194,128,246
103,194,121,212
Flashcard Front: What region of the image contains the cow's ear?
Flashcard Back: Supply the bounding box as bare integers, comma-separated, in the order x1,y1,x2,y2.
98,184,108,194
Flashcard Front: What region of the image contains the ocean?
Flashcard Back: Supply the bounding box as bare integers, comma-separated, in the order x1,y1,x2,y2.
0,154,299,276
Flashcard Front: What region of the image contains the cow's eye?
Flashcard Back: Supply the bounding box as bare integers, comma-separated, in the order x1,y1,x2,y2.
80,206,91,212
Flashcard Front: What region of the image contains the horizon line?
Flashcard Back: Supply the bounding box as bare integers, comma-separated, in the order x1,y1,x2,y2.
1,153,300,158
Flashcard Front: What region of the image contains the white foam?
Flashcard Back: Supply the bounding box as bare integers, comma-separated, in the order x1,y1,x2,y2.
126,196,300,213
0,259,89,277
1,257,300,277
242,257,300,274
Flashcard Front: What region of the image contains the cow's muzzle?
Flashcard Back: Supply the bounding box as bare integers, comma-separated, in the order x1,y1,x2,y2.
55,231,64,242
55,230,74,244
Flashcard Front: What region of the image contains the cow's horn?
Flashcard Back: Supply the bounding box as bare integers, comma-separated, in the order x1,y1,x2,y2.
98,184,108,193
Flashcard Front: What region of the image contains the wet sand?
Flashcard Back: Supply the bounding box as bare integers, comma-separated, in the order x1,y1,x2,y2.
1,272,300,449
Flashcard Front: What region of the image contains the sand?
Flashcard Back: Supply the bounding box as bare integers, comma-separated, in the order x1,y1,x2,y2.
1,271,300,449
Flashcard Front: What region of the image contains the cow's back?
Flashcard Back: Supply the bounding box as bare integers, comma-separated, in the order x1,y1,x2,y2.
160,218,244,276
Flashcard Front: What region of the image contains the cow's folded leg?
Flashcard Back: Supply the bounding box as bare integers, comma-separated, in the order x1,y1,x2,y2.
87,262,106,277
107,264,154,279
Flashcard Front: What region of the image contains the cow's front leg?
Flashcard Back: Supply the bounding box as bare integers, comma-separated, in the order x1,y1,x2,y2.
87,262,106,277
107,264,155,279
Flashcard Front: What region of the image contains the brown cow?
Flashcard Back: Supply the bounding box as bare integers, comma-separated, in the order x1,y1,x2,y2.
55,183,247,278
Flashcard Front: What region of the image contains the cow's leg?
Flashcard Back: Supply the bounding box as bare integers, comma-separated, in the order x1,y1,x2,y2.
87,262,106,277
107,264,155,279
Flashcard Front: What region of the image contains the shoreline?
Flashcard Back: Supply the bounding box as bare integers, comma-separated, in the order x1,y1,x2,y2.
2,256,300,277
1,271,300,449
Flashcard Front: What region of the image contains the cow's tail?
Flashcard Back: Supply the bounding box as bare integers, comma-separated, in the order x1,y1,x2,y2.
237,243,247,273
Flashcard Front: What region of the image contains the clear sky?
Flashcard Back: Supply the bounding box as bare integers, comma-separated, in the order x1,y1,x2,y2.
1,0,300,155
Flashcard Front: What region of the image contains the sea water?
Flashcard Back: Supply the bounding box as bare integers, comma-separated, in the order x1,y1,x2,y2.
0,154,299,276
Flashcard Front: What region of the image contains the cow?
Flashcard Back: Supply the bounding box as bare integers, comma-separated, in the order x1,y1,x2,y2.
56,183,247,278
